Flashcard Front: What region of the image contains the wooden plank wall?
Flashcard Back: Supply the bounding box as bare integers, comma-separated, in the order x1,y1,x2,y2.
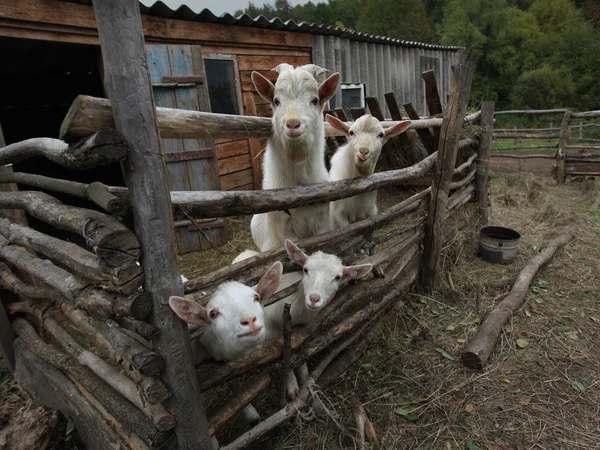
203,48,311,190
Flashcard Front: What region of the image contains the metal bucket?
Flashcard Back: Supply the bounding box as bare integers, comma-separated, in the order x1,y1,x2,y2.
478,226,521,264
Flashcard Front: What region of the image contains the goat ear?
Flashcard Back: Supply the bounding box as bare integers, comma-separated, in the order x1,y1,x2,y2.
251,71,275,103
384,120,411,139
169,296,209,325
326,114,351,135
285,239,308,266
318,73,340,106
342,264,373,280
256,261,283,303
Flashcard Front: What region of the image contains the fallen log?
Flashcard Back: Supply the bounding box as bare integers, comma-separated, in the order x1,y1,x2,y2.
461,233,573,369
0,218,143,294
12,319,173,448
0,172,128,216
44,317,175,431
0,191,140,268
0,130,127,170
59,95,482,141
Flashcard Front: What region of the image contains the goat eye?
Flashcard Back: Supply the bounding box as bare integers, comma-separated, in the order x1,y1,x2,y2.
311,97,319,106
303,268,308,275
349,131,355,137
209,310,219,319
254,294,260,302
274,98,280,106
334,275,341,281
378,133,384,139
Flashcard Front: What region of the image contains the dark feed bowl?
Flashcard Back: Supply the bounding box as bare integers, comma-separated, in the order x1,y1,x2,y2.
478,226,521,265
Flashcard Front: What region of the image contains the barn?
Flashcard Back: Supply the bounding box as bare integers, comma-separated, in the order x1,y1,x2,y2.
0,0,461,253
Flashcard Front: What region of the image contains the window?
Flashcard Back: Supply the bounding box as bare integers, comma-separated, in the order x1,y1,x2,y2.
335,83,365,116
203,54,243,115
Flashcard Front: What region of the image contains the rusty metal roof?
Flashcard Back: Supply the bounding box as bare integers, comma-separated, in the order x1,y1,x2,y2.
134,1,463,50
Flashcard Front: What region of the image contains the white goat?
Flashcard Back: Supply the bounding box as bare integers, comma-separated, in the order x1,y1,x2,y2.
326,114,411,230
263,240,372,399
250,64,340,252
169,262,282,426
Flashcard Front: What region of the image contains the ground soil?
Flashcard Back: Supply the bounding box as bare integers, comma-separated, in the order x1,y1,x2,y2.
1,170,599,450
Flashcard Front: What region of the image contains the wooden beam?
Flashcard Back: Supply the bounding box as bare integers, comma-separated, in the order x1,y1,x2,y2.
365,97,385,120
495,109,567,115
403,102,436,154
422,70,443,150
420,50,476,294
60,95,481,141
92,1,212,449
475,101,494,223
384,92,403,121
556,109,572,185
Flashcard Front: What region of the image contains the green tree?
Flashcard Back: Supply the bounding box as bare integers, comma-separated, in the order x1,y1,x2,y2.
510,65,575,108
356,0,436,42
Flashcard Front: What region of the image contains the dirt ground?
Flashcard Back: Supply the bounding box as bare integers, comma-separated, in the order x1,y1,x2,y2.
1,171,599,449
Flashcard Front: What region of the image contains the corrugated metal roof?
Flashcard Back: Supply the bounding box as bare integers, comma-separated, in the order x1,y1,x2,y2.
135,1,463,50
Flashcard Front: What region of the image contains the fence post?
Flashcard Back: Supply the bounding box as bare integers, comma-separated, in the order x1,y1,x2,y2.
92,1,212,449
556,109,572,185
420,50,477,294
476,102,495,223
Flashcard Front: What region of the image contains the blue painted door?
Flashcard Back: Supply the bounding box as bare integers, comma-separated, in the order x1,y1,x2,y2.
147,44,226,254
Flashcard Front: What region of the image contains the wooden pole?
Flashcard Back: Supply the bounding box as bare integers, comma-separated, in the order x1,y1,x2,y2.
403,102,436,154
92,1,212,448
461,233,573,369
422,70,443,150
475,101,495,223
420,50,477,294
556,109,572,185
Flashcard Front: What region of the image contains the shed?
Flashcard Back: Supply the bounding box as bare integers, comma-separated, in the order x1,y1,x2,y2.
0,0,461,253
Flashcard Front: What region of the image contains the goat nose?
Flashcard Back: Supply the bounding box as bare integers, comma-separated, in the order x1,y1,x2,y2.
240,316,257,327
286,119,301,130
309,294,321,304
359,147,370,155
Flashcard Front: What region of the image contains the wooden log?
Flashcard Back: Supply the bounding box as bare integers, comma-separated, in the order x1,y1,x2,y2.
0,191,140,268
422,70,443,150
115,316,160,340
13,338,148,450
454,151,478,174
366,97,385,120
60,95,484,141
404,102,436,154
461,233,573,369
0,262,66,304
184,188,430,293
279,303,292,407
0,172,127,216
90,317,164,377
565,145,600,151
61,303,169,404
494,132,559,139
384,92,403,121
44,317,175,431
0,130,127,170
93,1,211,448
491,152,556,159
494,126,561,133
0,234,142,318
476,101,494,222
172,151,437,219
447,184,475,211
12,319,173,448
570,110,600,119
556,110,572,185
420,50,476,294
495,109,567,115
0,218,143,294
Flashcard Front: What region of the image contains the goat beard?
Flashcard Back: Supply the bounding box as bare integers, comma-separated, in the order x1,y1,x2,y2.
283,138,311,165
356,162,373,176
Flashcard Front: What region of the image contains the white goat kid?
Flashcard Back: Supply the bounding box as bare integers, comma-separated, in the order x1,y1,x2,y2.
168,262,282,426
264,240,372,399
250,64,340,252
327,114,411,229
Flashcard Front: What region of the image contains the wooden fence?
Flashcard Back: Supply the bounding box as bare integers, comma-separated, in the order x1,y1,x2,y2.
490,108,600,181
0,3,491,449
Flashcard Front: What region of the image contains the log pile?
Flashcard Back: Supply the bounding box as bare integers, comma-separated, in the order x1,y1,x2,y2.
0,43,490,450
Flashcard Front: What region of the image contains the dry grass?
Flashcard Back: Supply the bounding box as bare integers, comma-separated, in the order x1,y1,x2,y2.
239,173,600,450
